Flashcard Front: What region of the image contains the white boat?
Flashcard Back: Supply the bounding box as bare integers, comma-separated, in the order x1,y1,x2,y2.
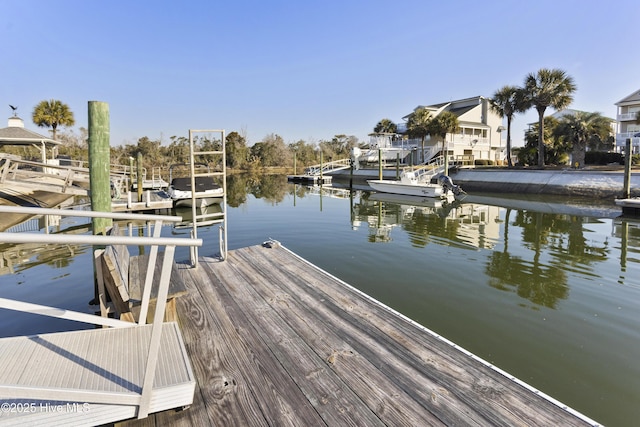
352,133,413,166
167,176,223,208
165,163,223,208
368,167,464,201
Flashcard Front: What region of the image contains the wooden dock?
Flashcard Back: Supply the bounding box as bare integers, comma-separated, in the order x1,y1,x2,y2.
111,191,173,212
615,197,640,216
119,243,598,426
287,174,332,185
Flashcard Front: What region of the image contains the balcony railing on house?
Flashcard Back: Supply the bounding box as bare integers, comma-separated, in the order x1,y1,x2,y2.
616,132,640,146
617,112,638,121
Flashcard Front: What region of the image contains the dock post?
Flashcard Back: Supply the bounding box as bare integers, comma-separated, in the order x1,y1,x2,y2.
444,145,449,176
88,101,112,306
137,152,143,202
623,138,631,199
88,101,112,234
378,148,382,180
129,156,134,193
349,158,353,188
320,151,323,185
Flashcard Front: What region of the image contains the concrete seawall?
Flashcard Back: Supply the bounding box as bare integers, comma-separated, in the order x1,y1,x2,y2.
451,169,640,199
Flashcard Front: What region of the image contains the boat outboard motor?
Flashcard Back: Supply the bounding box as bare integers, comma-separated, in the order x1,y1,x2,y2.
350,147,361,170
438,174,464,196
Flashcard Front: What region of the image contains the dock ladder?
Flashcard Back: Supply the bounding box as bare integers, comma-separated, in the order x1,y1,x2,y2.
187,129,228,265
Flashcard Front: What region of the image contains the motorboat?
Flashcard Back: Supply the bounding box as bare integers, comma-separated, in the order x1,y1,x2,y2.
166,164,223,208
368,168,464,201
167,176,223,208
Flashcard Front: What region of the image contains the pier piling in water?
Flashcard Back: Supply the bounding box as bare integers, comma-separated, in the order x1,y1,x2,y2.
137,152,143,202
88,101,112,234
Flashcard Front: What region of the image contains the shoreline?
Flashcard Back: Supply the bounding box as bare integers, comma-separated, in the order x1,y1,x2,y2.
327,166,640,199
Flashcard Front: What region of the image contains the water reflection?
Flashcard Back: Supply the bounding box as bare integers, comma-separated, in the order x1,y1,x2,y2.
350,191,501,249
0,215,91,276
3,174,639,300
288,177,638,313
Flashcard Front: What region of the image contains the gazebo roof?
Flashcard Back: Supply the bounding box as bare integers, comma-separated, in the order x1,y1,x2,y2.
0,116,60,147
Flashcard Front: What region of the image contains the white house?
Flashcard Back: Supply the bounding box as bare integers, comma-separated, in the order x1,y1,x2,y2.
396,96,505,164
615,89,640,154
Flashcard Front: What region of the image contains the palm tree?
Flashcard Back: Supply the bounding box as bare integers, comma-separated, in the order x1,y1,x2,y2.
406,107,432,163
32,99,75,141
490,86,526,168
428,111,459,161
554,112,613,168
522,68,576,167
373,118,397,134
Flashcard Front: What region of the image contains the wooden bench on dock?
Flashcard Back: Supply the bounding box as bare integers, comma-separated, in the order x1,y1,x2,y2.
101,224,188,323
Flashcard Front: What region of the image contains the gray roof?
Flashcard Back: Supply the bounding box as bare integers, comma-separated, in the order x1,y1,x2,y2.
0,118,60,146
616,89,640,105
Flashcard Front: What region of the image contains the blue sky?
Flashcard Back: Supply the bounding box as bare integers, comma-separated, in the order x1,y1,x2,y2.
2,0,639,147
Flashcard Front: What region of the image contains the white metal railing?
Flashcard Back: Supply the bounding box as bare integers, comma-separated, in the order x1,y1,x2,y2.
305,158,351,175
616,133,640,146
617,112,638,121
0,205,202,419
450,135,489,146
404,156,446,182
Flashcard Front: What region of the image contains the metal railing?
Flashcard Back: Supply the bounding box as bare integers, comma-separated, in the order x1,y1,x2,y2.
305,158,351,175
404,155,446,182
0,205,202,419
617,112,638,121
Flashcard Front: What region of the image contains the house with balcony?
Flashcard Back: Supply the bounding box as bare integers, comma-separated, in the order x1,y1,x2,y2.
615,89,640,154
394,96,504,165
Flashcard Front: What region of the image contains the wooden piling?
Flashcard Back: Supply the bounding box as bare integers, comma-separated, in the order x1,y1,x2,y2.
88,101,112,234
137,152,143,202
623,138,631,199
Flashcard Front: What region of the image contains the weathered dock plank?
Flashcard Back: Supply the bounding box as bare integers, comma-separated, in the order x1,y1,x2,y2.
118,244,598,427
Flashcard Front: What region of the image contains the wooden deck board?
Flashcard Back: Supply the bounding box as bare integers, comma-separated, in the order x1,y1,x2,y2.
119,244,597,427
199,255,385,426
236,245,546,425
183,258,326,426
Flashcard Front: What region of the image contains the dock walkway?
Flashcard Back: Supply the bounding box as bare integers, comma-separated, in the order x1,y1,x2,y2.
120,243,597,426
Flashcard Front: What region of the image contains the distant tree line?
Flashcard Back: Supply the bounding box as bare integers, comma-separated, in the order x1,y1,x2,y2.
3,99,362,172
9,74,632,173
19,125,361,174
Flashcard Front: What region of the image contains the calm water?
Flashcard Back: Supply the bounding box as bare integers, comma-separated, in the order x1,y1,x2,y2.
1,174,639,426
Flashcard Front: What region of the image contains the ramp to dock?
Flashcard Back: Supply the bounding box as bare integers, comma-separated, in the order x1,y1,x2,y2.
0,323,195,426
127,243,598,426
